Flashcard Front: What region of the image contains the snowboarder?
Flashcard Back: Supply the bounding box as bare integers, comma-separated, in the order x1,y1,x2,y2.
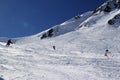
53,46,55,50
6,39,13,46
104,49,109,58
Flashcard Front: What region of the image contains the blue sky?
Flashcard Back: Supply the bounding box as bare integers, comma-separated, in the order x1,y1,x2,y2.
0,0,107,38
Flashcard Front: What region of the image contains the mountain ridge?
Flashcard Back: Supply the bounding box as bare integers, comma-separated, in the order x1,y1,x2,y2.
37,0,120,39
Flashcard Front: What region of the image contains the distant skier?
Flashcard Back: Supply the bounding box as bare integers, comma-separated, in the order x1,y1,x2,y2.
104,49,110,58
53,46,55,50
6,39,13,46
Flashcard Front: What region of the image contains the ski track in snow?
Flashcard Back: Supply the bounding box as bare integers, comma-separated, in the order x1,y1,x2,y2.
0,33,120,80
0,40,120,80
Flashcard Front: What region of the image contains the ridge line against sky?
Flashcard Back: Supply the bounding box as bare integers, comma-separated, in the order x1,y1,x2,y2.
0,0,107,38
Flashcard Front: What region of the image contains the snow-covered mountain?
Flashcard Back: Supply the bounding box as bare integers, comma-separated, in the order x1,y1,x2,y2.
0,0,120,80
37,11,92,39
37,0,120,39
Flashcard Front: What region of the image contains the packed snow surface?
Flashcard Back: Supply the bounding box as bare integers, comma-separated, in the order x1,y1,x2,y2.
0,1,120,79
0,28,120,80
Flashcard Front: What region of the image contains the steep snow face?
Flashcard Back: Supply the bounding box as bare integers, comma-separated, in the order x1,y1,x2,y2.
74,9,120,54
37,11,92,39
38,0,120,40
79,9,120,28
92,0,120,14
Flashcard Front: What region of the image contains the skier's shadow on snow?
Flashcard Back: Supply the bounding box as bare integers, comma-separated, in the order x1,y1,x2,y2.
0,77,4,80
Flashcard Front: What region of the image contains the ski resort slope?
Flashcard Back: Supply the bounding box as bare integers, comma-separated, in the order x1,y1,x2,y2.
0,29,120,80
0,35,119,80
1,0,120,79
0,10,120,80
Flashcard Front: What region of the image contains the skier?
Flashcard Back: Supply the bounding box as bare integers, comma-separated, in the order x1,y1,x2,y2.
6,39,13,46
104,49,109,58
53,46,55,50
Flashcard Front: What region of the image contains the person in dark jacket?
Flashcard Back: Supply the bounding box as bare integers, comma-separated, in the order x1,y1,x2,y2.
53,46,55,50
104,49,110,58
6,39,13,46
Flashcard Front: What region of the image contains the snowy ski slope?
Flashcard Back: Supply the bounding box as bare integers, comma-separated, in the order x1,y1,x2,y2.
0,26,120,80
0,0,120,80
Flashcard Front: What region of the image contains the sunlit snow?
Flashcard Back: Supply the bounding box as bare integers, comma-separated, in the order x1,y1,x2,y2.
0,0,120,80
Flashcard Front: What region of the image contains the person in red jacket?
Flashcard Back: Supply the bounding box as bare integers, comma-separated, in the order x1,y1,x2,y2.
6,39,13,46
